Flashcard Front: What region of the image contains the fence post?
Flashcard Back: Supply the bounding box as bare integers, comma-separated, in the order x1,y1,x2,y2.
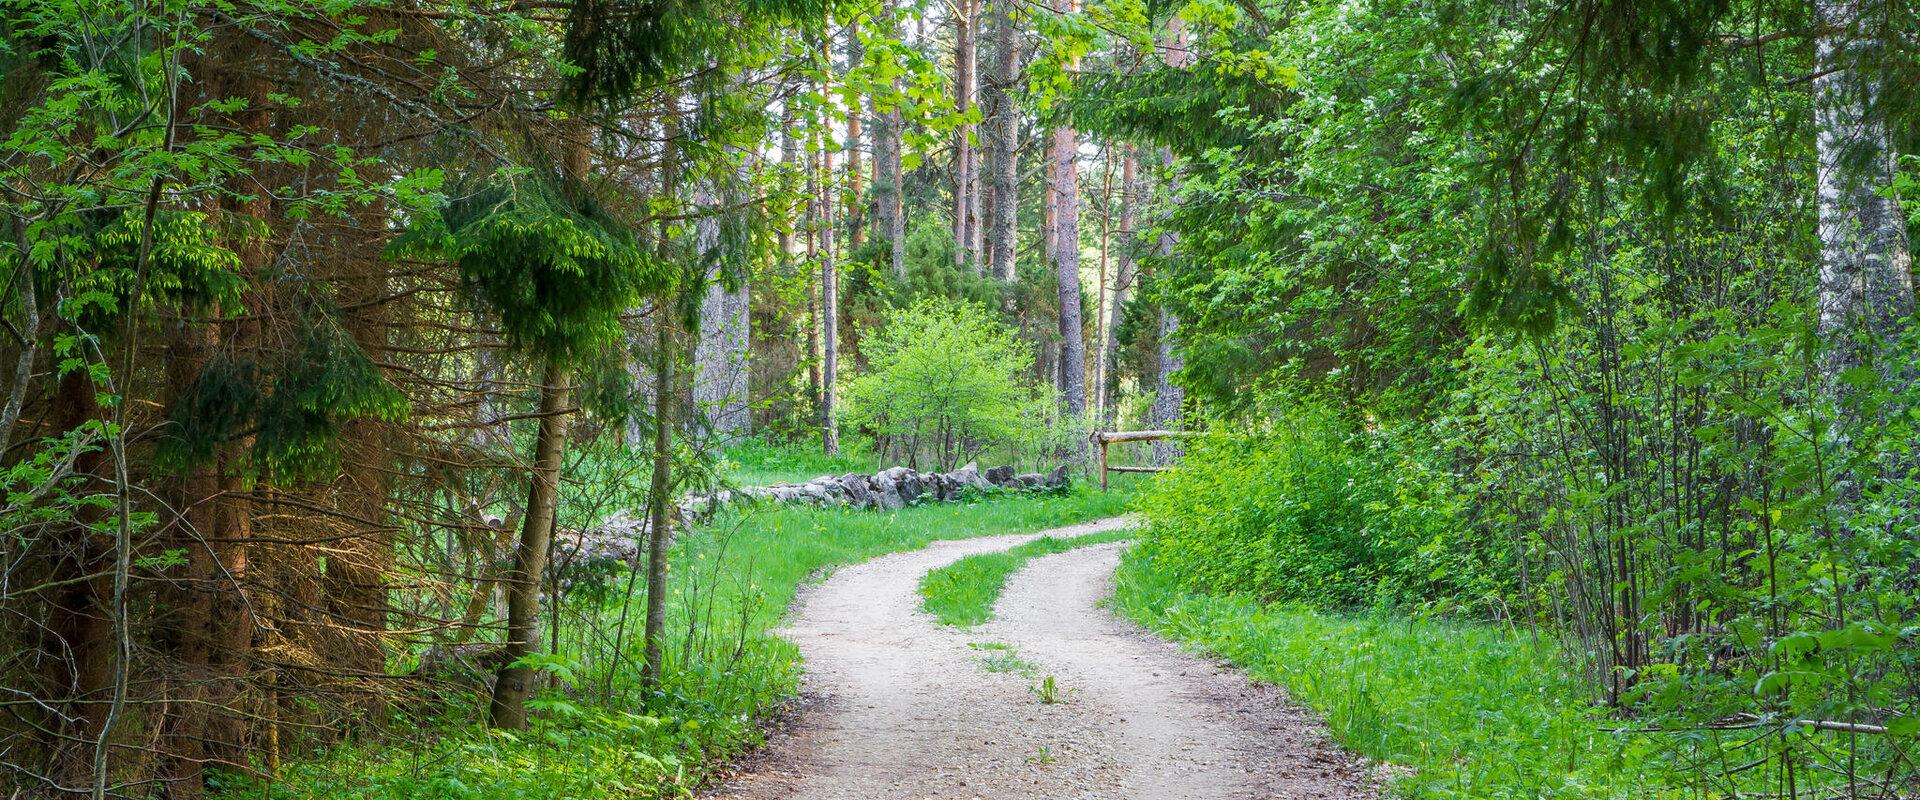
1097,434,1109,492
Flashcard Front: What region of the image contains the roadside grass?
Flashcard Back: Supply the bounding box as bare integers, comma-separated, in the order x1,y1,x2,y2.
232,480,1137,800
1111,547,1672,800
918,528,1134,626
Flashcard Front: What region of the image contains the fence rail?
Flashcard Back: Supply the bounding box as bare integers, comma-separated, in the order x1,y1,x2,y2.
1089,430,1203,491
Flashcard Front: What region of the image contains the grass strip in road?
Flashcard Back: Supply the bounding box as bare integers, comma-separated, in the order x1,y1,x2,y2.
1109,547,1673,800
919,527,1134,626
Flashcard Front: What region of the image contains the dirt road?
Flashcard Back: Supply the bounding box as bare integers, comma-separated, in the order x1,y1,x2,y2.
711,517,1375,800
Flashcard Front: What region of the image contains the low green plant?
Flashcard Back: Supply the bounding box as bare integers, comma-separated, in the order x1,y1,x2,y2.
1030,674,1071,705
1112,547,1732,799
231,486,1135,799
968,641,1036,674
919,529,1134,626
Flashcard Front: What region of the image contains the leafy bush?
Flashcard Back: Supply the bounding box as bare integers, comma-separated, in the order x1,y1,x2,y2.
1133,404,1499,610
844,297,1053,471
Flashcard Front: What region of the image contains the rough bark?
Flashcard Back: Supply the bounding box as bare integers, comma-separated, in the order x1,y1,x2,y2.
693,181,752,443
488,364,572,730
984,0,1020,282
873,0,906,279
1050,0,1086,427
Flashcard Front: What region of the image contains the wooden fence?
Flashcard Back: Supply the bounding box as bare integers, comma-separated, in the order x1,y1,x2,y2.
1089,430,1203,491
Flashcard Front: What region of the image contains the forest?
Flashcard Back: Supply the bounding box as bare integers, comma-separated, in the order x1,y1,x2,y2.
2,0,1918,797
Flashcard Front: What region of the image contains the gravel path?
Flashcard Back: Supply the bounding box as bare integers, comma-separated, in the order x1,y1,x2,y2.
710,516,1376,800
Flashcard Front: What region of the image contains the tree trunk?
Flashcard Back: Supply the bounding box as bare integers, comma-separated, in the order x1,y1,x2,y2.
954,0,978,271
693,181,752,443
985,0,1020,282
1149,19,1190,466
820,48,843,456
806,126,823,415
640,309,675,697
1098,146,1138,427
1052,0,1086,425
1813,0,1914,412
873,0,906,279
844,16,865,254
488,363,572,730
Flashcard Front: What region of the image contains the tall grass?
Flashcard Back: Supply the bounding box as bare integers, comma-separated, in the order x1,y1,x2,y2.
1112,547,1673,800
716,436,878,487
918,529,1133,626
231,483,1136,799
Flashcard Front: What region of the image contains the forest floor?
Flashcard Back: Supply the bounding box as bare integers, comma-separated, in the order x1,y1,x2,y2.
708,517,1376,800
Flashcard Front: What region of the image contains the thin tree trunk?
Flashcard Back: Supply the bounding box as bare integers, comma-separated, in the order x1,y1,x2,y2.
1098,146,1137,427
1149,18,1189,466
1094,151,1112,423
845,16,865,254
640,310,675,696
488,363,572,729
954,0,978,271
819,42,842,456
985,0,1020,282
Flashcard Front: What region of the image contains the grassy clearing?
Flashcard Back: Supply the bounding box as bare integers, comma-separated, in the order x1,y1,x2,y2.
1111,548,1672,800
234,481,1136,800
716,436,879,486
917,528,1134,626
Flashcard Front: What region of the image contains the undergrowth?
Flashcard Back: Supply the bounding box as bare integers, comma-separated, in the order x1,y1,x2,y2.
1111,546,1670,800
227,481,1137,799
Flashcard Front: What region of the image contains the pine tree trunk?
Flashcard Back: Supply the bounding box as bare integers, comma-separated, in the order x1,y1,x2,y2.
1099,146,1138,427
1052,0,1086,424
985,0,1020,282
1149,19,1190,466
488,363,572,730
874,0,906,279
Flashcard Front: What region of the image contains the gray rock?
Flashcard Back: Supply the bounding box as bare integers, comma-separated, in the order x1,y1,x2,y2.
887,468,924,504
1045,464,1071,489
1013,473,1043,489
951,462,992,491
841,473,873,509
984,465,1016,486
870,474,905,510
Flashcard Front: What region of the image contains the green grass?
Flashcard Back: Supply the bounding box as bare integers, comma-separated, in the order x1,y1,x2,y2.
232,480,1139,800
1111,547,1672,800
917,528,1134,626
717,436,877,487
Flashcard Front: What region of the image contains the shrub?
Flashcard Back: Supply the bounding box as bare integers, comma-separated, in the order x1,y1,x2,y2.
1133,404,1501,610
844,298,1051,471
